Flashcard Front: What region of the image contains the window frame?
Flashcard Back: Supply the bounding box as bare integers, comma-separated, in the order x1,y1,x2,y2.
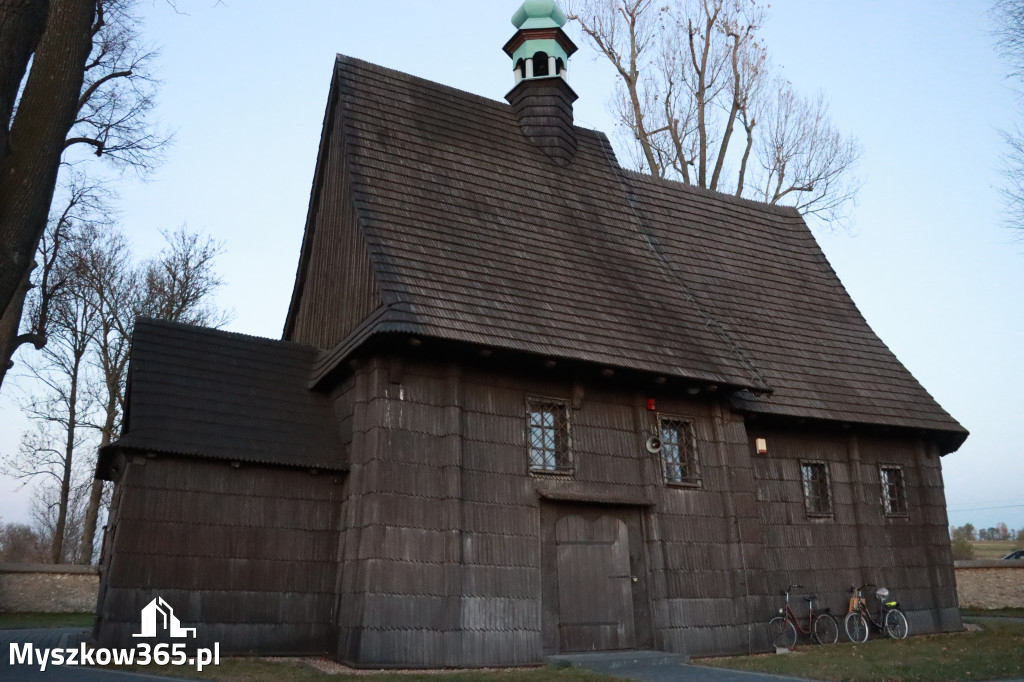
879,463,909,518
800,459,834,518
525,396,573,475
657,415,701,487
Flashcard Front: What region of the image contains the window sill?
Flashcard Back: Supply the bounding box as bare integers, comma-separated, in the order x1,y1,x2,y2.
666,480,702,489
529,467,574,478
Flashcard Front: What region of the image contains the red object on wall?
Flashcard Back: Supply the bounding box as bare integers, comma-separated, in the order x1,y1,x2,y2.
647,399,656,411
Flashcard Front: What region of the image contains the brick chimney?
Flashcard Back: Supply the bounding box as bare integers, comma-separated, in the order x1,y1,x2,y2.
503,1,579,167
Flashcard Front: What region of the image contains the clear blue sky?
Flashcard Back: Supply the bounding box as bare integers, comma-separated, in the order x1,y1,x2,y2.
1,0,1021,533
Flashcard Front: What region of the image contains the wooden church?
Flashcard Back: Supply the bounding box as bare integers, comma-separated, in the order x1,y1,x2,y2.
93,0,968,666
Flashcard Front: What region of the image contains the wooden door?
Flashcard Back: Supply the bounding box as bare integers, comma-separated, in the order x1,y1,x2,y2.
554,512,636,651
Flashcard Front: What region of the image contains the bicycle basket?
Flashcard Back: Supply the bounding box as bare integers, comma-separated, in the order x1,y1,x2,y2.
875,587,890,599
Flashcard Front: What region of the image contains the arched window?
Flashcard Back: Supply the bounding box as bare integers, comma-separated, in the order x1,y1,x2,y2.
555,58,565,75
516,58,526,78
533,51,549,77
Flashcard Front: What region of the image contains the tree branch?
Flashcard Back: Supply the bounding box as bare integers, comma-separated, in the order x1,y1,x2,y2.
63,137,104,155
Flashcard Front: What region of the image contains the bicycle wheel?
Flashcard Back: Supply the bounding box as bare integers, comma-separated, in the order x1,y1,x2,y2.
813,613,839,645
844,612,869,643
769,616,797,649
884,609,909,640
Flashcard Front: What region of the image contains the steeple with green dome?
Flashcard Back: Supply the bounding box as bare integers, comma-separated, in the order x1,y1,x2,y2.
503,0,579,166
502,0,577,85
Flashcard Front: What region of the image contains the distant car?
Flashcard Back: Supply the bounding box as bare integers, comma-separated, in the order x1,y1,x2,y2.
1002,549,1024,560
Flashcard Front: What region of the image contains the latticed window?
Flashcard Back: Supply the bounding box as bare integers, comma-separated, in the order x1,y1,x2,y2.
880,465,908,516
660,419,699,485
801,461,833,516
527,399,570,471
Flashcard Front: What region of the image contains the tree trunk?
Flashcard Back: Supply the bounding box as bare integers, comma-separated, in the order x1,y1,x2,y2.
0,262,34,387
736,117,755,197
50,347,82,564
78,477,103,564
0,0,49,157
0,0,95,391
79,390,116,564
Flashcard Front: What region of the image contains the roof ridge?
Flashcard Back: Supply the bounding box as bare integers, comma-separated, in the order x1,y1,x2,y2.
135,317,317,352
621,168,803,218
334,53,609,137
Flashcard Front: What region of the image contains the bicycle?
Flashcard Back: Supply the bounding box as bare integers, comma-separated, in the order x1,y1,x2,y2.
769,584,839,648
843,583,909,643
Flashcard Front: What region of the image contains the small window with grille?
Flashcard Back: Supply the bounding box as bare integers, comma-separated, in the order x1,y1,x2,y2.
880,465,908,516
660,418,700,485
800,461,833,517
527,398,571,472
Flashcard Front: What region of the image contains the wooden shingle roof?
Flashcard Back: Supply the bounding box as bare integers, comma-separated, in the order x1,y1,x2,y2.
108,318,345,471
284,55,965,447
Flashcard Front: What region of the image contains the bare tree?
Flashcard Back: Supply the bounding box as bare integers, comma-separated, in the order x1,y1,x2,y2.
3,226,101,563
74,225,134,565
75,224,229,563
4,223,229,564
568,0,860,227
0,522,49,563
0,173,112,388
65,0,169,172
993,0,1024,237
138,227,231,328
0,0,98,354
0,0,171,394
27,448,93,564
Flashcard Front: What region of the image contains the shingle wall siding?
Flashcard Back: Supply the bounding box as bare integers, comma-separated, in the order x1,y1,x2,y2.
749,429,961,636
324,355,960,665
287,86,382,350
336,355,767,664
95,457,344,655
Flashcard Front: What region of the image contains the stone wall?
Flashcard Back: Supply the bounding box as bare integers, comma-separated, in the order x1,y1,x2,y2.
954,560,1024,609
0,563,98,613
3,560,1020,617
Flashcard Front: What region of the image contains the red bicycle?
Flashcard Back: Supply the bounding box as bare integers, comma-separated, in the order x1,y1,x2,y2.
769,584,839,647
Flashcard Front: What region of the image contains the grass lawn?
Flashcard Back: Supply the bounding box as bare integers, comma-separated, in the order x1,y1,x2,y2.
969,540,1020,559
960,607,1024,619
100,660,618,682
0,612,94,629
698,617,1024,681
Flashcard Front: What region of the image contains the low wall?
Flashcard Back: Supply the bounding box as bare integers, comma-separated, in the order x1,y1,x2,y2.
0,563,99,613
954,560,1024,609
